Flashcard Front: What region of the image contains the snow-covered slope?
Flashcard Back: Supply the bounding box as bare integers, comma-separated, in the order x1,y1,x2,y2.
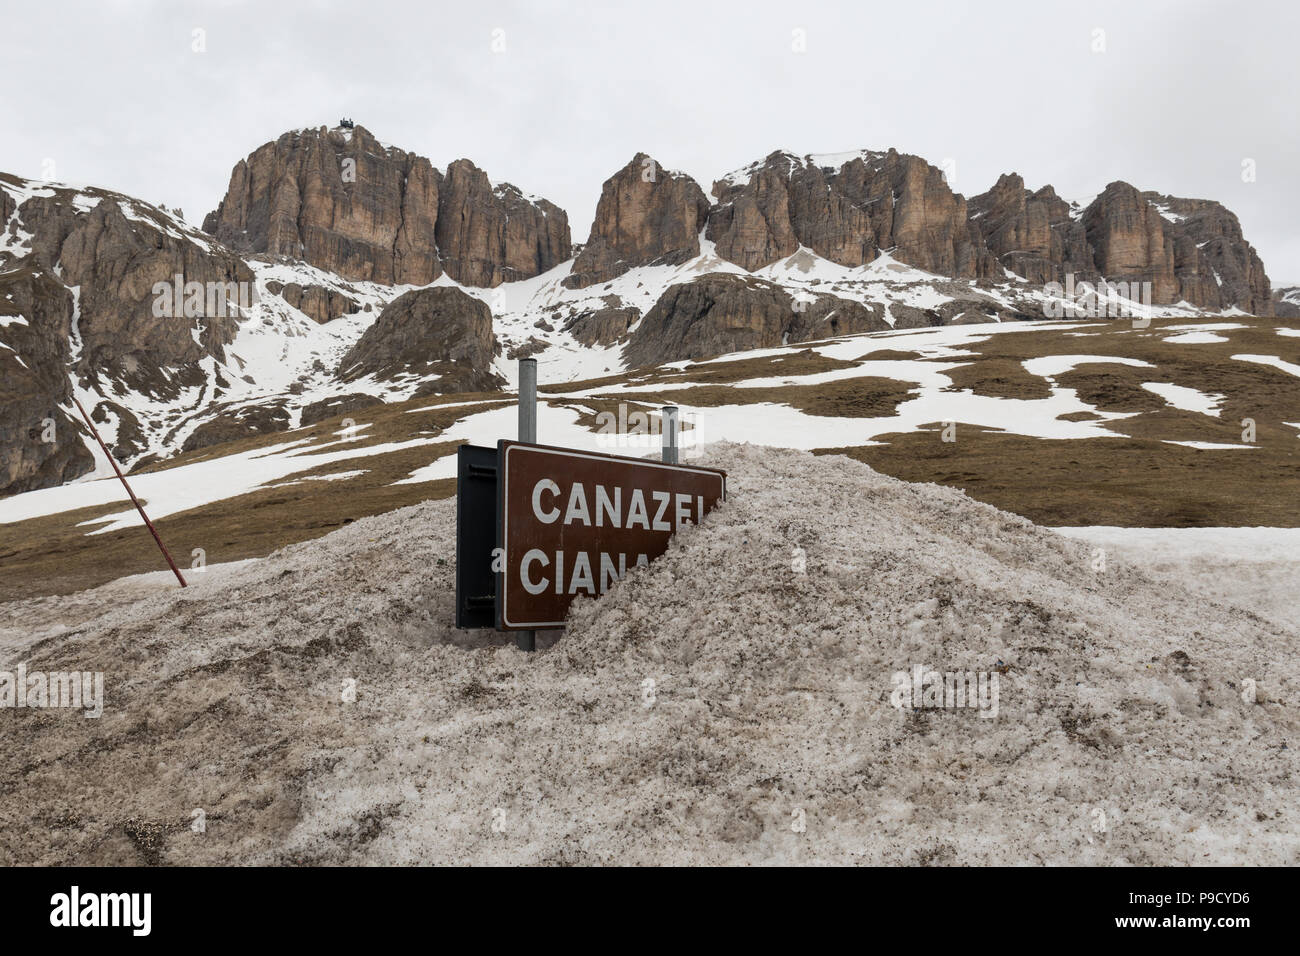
8,312,1291,531
0,168,1267,500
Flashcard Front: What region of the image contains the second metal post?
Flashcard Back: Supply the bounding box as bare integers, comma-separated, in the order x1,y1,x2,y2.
517,358,537,651
662,405,679,464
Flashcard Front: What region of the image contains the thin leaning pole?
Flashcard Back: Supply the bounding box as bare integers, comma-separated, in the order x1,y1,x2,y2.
70,396,187,588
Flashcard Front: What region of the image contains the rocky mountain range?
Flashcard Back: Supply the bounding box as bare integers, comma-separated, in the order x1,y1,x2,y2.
709,149,993,278
969,174,1270,314
202,125,572,287
0,123,1282,497
563,152,712,288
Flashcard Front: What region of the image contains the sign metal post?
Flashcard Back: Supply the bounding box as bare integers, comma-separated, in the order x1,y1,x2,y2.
662,405,679,464
517,358,538,652
453,363,725,647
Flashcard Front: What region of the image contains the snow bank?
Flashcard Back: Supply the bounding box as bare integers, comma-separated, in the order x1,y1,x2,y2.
1,444,1294,865
1054,526,1300,627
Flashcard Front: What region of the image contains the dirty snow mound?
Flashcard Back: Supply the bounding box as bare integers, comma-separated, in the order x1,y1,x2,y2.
1,444,1294,865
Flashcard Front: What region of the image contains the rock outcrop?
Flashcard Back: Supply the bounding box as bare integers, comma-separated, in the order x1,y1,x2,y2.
181,402,292,452
705,154,804,270
0,267,93,496
337,286,502,392
791,293,889,341
969,174,1271,312
266,281,359,323
436,160,571,287
1141,190,1271,315
967,173,1096,286
1,176,257,491
1081,182,1180,304
707,150,998,278
0,185,14,232
12,185,251,384
564,153,711,289
204,126,570,289
623,274,886,368
564,306,639,347
204,126,441,285
300,393,384,427
1272,287,1300,318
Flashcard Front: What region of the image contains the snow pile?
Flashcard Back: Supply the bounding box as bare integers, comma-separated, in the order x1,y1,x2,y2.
1055,526,1300,627
1,444,1295,865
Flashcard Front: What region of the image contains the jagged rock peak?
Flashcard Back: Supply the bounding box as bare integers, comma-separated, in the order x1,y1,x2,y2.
562,152,710,289
713,148,889,192
203,125,570,288
0,174,255,494
436,158,571,288
967,174,1270,312
707,146,996,278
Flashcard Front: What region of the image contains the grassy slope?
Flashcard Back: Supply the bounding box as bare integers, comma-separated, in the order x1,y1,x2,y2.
1,316,1297,602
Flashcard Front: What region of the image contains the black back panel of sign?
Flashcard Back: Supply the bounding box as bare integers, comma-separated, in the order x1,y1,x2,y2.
455,443,498,629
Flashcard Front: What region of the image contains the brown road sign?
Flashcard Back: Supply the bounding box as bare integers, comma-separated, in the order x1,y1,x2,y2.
496,440,726,630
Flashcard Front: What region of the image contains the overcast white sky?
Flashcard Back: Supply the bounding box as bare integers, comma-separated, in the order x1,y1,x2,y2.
3,0,1298,282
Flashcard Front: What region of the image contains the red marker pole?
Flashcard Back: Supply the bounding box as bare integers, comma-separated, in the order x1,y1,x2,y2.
70,396,187,588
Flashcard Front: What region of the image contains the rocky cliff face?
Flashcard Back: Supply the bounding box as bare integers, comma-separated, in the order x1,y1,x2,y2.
0,186,14,233
203,126,441,285
1141,190,1272,315
1082,182,1181,304
564,306,639,347
1272,287,1300,318
203,128,1272,312
708,150,997,278
54,200,251,385
969,174,1271,312
337,286,501,392
9,184,250,385
264,280,359,324
436,160,571,287
623,274,887,368
204,126,570,288
705,153,805,270
0,267,93,495
564,153,711,289
1,175,258,494
967,173,1096,287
